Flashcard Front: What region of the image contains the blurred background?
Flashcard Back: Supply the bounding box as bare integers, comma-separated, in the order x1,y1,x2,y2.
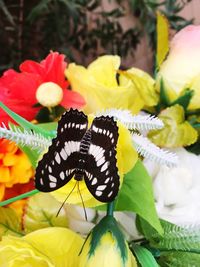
0,0,199,75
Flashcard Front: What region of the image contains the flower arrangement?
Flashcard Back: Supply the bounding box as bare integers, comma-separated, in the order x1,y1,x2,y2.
0,13,200,267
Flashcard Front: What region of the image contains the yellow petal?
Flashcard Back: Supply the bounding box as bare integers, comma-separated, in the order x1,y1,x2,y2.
156,12,169,69
0,167,10,183
120,68,159,107
0,227,84,267
65,55,145,114
88,55,120,87
8,200,27,218
117,122,138,175
2,153,18,166
25,227,84,267
148,104,198,147
0,235,54,267
24,193,68,233
0,184,5,201
9,153,33,184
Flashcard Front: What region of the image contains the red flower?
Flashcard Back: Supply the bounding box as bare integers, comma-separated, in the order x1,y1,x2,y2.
0,52,85,124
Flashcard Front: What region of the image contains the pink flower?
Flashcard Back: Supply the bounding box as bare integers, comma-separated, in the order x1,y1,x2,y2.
158,25,200,110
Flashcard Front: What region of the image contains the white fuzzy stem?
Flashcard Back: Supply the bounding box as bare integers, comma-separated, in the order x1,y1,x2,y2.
132,133,178,167
95,109,163,131
0,124,51,151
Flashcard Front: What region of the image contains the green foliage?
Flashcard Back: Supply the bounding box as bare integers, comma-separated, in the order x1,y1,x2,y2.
115,160,163,235
158,251,200,267
137,218,200,266
128,0,193,51
170,89,194,111
130,243,159,267
0,0,192,73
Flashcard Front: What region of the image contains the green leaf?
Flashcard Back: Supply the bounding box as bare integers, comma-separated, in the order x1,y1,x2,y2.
0,207,23,238
159,78,170,107
0,102,54,138
158,251,200,267
38,122,57,132
186,141,200,155
130,243,159,267
170,89,194,110
115,160,163,235
0,0,15,26
27,0,52,22
23,193,68,234
139,218,200,253
156,220,200,252
35,107,52,123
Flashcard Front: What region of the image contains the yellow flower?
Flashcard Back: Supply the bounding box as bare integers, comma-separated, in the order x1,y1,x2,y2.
148,104,198,147
0,227,84,267
51,119,138,207
0,139,34,201
65,55,158,115
157,25,200,110
78,216,137,267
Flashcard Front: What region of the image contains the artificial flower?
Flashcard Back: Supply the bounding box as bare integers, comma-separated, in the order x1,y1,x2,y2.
78,215,137,267
65,55,158,114
144,148,200,225
64,205,96,235
148,104,198,147
0,227,84,267
0,52,85,124
64,205,139,240
157,25,200,110
0,139,34,201
51,119,138,207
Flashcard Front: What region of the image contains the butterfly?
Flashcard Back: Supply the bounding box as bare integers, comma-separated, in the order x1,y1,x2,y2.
35,109,120,202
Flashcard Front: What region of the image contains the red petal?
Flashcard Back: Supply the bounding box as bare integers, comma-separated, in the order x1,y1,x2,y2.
4,179,35,200
0,69,41,104
20,60,45,77
61,89,86,109
41,52,68,88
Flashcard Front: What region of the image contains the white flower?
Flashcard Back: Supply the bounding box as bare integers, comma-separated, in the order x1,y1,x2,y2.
64,205,96,235
144,148,200,225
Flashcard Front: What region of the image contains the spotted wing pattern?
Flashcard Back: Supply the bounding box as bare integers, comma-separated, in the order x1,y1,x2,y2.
35,109,88,192
84,116,119,202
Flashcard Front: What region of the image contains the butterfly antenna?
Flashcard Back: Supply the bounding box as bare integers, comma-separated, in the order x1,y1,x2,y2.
56,181,77,217
77,181,88,221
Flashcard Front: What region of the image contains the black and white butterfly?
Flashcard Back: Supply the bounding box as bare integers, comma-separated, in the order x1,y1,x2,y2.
35,109,120,202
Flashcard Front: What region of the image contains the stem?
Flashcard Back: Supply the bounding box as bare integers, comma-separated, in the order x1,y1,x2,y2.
0,189,39,207
106,201,115,217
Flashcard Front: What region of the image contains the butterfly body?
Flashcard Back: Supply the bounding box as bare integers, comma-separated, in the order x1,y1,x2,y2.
35,109,120,202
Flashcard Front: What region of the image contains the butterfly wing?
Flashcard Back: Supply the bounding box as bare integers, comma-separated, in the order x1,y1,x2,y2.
35,109,88,192
84,116,119,202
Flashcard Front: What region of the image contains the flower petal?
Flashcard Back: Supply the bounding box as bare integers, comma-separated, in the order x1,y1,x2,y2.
61,89,86,109
0,227,84,267
65,57,141,114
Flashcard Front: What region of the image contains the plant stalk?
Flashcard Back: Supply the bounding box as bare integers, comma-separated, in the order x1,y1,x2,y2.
0,189,39,207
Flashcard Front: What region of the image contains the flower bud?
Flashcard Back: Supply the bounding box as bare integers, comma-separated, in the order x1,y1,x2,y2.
78,215,137,267
36,82,63,107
